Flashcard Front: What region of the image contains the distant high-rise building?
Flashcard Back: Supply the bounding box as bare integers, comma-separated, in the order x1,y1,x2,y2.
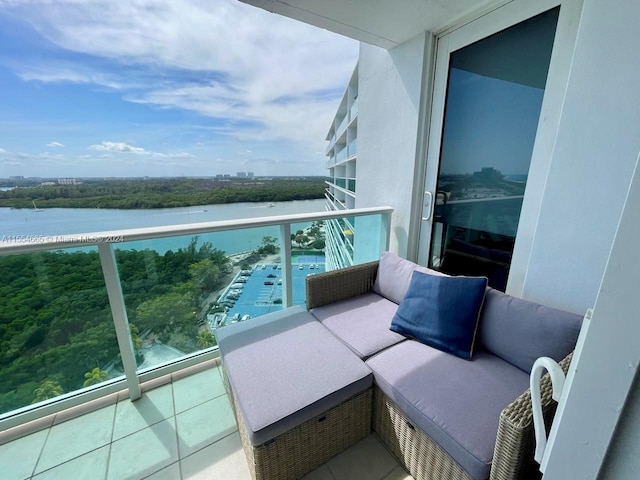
237,172,247,178
247,172,254,179
324,64,358,271
58,178,79,185
215,174,223,179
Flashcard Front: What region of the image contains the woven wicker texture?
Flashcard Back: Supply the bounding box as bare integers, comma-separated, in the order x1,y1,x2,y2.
306,261,379,309
490,352,573,480
230,382,372,480
373,387,473,480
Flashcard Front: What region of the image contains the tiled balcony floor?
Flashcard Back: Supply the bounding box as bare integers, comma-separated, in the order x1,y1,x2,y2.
1,361,413,480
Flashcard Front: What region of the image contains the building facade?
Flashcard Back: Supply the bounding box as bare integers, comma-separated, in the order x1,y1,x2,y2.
324,66,358,270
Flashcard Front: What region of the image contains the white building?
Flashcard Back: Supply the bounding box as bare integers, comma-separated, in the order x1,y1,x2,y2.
324,66,358,270
241,0,640,477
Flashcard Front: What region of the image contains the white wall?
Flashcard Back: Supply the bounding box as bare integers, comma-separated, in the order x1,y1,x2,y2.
599,372,640,479
517,0,640,314
355,33,430,258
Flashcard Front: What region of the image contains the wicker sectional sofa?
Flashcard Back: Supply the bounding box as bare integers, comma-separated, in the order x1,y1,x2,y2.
218,252,582,480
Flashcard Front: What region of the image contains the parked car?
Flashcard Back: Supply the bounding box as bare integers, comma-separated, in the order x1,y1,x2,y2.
272,265,278,270
241,314,251,321
298,265,304,270
264,280,274,286
267,274,277,278
231,283,244,289
240,270,252,276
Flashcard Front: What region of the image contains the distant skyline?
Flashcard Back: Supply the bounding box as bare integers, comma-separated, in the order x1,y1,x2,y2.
0,0,359,178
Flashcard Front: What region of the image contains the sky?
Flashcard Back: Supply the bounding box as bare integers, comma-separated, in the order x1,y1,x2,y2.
0,0,359,178
440,68,545,177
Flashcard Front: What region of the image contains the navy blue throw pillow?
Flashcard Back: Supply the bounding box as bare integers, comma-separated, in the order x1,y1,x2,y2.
390,271,487,360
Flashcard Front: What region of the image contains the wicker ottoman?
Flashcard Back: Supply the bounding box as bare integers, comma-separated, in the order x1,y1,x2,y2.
216,306,373,480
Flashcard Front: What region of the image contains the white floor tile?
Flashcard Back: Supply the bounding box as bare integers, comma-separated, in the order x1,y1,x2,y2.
108,418,178,480
181,432,251,480
143,461,181,479
113,383,175,441
302,463,335,480
382,466,414,480
35,404,115,474
32,445,109,480
0,428,49,480
326,435,398,480
172,366,226,414
176,395,237,457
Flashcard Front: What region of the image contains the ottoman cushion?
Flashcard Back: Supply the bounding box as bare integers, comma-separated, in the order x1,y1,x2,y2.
217,305,373,446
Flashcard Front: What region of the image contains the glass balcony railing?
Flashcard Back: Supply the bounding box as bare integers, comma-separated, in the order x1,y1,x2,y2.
349,98,358,120
336,146,348,163
348,139,357,158
0,206,392,428
348,179,356,192
335,178,346,189
337,114,349,136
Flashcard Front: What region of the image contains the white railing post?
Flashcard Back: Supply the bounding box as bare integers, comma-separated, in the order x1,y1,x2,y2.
280,223,293,307
381,210,392,253
98,243,142,400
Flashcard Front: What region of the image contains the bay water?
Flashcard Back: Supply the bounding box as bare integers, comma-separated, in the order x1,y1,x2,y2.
0,199,326,255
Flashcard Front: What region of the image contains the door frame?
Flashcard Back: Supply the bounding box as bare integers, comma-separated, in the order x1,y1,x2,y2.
414,0,583,295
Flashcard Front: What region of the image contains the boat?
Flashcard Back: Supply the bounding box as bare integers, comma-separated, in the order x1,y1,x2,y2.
32,201,44,212
267,203,275,207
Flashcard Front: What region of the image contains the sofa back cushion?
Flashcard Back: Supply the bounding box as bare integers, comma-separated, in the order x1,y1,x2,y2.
478,288,583,373
373,251,446,304
390,271,487,360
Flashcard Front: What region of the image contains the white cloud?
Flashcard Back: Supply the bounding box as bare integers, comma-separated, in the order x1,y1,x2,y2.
6,0,358,155
89,141,146,154
46,141,64,147
0,148,6,153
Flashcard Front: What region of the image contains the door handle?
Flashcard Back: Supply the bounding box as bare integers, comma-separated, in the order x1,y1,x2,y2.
422,191,433,221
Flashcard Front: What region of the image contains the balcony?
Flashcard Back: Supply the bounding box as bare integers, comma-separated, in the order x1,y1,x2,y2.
0,359,410,479
0,206,396,478
336,113,349,137
0,207,392,432
335,145,348,163
347,138,357,158
350,97,359,120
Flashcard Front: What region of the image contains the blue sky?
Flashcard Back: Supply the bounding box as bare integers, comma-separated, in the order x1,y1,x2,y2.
0,0,358,178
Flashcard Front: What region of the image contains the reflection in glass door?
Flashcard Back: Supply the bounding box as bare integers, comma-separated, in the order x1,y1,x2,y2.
428,8,559,291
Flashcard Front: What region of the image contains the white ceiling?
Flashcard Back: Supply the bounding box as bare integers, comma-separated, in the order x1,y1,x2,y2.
239,0,497,49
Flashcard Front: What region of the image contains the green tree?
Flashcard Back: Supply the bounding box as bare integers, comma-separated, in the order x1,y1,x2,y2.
189,259,221,292
32,380,64,404
83,368,108,387
136,291,194,333
196,331,216,349
130,324,143,350
311,238,326,249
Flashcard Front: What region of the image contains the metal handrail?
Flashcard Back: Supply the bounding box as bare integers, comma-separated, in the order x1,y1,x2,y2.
0,206,393,255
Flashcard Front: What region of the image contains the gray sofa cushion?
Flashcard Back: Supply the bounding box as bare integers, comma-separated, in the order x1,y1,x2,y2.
310,292,406,359
373,251,446,304
478,288,583,373
366,340,529,480
216,305,373,446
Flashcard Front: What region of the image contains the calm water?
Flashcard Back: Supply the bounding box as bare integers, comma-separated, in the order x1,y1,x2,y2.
0,199,326,255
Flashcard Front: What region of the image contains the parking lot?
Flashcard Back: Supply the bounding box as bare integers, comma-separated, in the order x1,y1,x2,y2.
215,261,326,325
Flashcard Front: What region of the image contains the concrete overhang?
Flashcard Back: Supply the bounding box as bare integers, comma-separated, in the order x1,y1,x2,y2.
239,0,498,49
